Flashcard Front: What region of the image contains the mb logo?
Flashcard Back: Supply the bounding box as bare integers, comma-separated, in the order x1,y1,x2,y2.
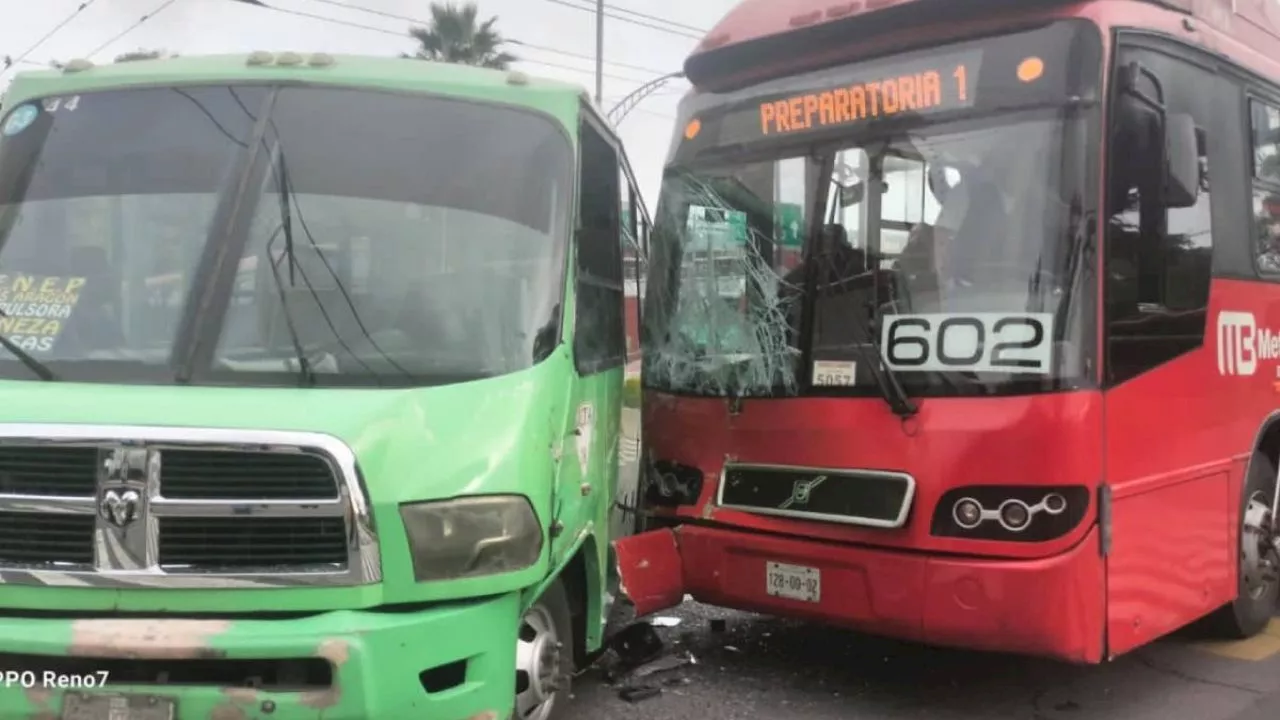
1218,311,1257,376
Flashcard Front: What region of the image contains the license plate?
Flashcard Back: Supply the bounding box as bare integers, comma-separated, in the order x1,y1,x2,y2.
765,561,820,602
61,692,176,720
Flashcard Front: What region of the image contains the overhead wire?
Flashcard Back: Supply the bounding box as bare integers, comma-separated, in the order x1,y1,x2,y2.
299,0,676,78
235,0,665,85
603,98,674,121
541,0,702,40
85,0,182,59
591,1,707,35
1,0,103,77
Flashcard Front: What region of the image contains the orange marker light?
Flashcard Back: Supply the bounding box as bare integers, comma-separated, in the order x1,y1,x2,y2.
684,118,702,140
1017,57,1045,83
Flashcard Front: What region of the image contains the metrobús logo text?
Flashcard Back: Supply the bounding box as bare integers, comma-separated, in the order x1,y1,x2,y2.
1217,311,1280,376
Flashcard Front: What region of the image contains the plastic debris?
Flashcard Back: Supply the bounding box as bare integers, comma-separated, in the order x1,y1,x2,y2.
619,686,662,703
652,616,683,628
630,651,697,680
610,621,665,667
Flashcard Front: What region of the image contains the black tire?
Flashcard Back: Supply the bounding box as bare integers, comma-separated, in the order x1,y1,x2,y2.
512,578,574,720
1206,451,1279,639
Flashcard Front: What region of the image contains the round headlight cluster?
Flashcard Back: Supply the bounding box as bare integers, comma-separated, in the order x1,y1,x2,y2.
951,492,1068,533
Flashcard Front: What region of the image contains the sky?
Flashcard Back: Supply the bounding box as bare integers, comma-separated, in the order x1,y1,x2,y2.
0,0,741,206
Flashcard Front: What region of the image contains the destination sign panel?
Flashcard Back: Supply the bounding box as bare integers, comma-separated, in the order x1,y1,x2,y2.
756,49,982,138
671,19,1102,162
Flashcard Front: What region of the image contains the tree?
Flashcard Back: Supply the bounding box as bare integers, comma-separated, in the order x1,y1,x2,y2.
404,2,517,70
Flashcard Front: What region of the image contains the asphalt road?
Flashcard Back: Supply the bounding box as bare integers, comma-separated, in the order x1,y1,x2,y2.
594,407,1280,719
564,602,1280,720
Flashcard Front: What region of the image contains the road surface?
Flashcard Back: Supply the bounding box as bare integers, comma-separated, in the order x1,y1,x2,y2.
565,600,1280,720
594,407,1280,719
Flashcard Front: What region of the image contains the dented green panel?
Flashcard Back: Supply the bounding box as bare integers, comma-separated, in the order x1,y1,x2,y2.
0,593,521,718
0,54,625,720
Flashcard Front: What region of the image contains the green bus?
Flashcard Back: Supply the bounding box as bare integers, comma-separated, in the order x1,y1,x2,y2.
0,51,648,720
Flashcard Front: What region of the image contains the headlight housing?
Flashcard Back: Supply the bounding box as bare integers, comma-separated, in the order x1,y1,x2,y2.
400,495,543,582
931,485,1090,542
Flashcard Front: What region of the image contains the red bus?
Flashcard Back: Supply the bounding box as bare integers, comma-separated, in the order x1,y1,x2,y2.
613,0,1280,663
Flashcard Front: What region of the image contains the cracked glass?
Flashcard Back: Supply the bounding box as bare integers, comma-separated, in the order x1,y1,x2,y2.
643,19,1102,400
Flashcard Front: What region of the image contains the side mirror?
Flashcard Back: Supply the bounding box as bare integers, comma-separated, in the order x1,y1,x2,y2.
1162,112,1200,209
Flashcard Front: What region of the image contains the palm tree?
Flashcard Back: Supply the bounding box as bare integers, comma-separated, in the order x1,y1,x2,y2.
404,2,517,70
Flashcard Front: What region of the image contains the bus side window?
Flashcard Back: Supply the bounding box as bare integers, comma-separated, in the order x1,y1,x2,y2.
1104,47,1215,385
1251,99,1280,275
574,119,627,375
620,166,647,363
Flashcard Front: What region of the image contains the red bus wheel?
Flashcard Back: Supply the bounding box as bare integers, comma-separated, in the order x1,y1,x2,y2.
1207,451,1280,639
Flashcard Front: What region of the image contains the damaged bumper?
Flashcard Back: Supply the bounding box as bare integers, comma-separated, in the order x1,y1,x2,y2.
614,525,1105,663
0,593,521,720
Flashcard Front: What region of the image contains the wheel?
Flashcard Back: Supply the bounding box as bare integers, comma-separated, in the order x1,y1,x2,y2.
1207,451,1279,638
512,578,573,720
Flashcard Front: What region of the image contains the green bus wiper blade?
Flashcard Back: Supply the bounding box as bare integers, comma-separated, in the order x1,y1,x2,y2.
267,150,317,388
0,310,58,381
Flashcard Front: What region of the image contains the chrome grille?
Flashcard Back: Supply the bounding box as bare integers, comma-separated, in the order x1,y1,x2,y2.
0,446,98,496
159,449,337,500
0,425,380,589
0,512,94,564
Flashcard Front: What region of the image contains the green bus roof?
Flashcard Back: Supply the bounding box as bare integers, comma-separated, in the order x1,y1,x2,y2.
2,53,590,128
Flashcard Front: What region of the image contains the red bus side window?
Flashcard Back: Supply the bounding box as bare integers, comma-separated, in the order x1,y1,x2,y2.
1104,47,1214,386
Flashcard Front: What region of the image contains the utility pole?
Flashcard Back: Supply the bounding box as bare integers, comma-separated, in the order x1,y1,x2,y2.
594,0,604,105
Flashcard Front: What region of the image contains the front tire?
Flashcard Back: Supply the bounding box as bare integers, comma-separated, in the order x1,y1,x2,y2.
513,578,573,720
1207,451,1279,639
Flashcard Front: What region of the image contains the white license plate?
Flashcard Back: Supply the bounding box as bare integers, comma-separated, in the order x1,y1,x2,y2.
61,693,176,720
765,561,820,602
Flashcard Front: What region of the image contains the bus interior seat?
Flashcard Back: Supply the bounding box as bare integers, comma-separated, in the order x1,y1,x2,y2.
259,246,363,358
64,246,125,350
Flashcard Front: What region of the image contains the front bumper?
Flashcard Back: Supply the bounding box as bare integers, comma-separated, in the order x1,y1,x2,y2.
0,593,520,720
615,524,1106,663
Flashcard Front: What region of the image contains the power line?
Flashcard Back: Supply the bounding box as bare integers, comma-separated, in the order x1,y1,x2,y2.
542,0,702,40
1,0,103,77
603,2,707,35
604,98,674,120
86,0,182,59
233,0,659,85
298,0,673,78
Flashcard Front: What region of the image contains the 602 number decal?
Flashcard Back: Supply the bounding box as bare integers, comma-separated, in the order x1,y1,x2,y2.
880,312,1055,374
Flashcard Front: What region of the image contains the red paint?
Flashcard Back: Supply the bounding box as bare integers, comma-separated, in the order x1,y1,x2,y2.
612,529,685,617
625,294,640,361
639,0,1280,663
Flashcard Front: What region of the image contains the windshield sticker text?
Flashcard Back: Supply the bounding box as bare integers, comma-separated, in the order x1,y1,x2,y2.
0,274,86,353
881,312,1054,374
813,360,856,387
575,402,595,476
41,96,80,114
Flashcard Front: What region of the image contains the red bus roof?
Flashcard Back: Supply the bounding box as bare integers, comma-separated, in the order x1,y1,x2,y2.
685,0,1280,93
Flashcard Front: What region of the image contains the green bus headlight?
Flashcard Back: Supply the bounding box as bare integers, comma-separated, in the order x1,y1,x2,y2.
399,495,543,582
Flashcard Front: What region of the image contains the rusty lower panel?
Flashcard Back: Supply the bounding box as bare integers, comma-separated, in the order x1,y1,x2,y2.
613,528,687,617
69,619,232,660
0,592,523,720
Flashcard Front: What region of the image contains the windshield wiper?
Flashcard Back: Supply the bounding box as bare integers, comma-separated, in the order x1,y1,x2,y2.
829,275,917,418
266,149,317,387
0,310,58,381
